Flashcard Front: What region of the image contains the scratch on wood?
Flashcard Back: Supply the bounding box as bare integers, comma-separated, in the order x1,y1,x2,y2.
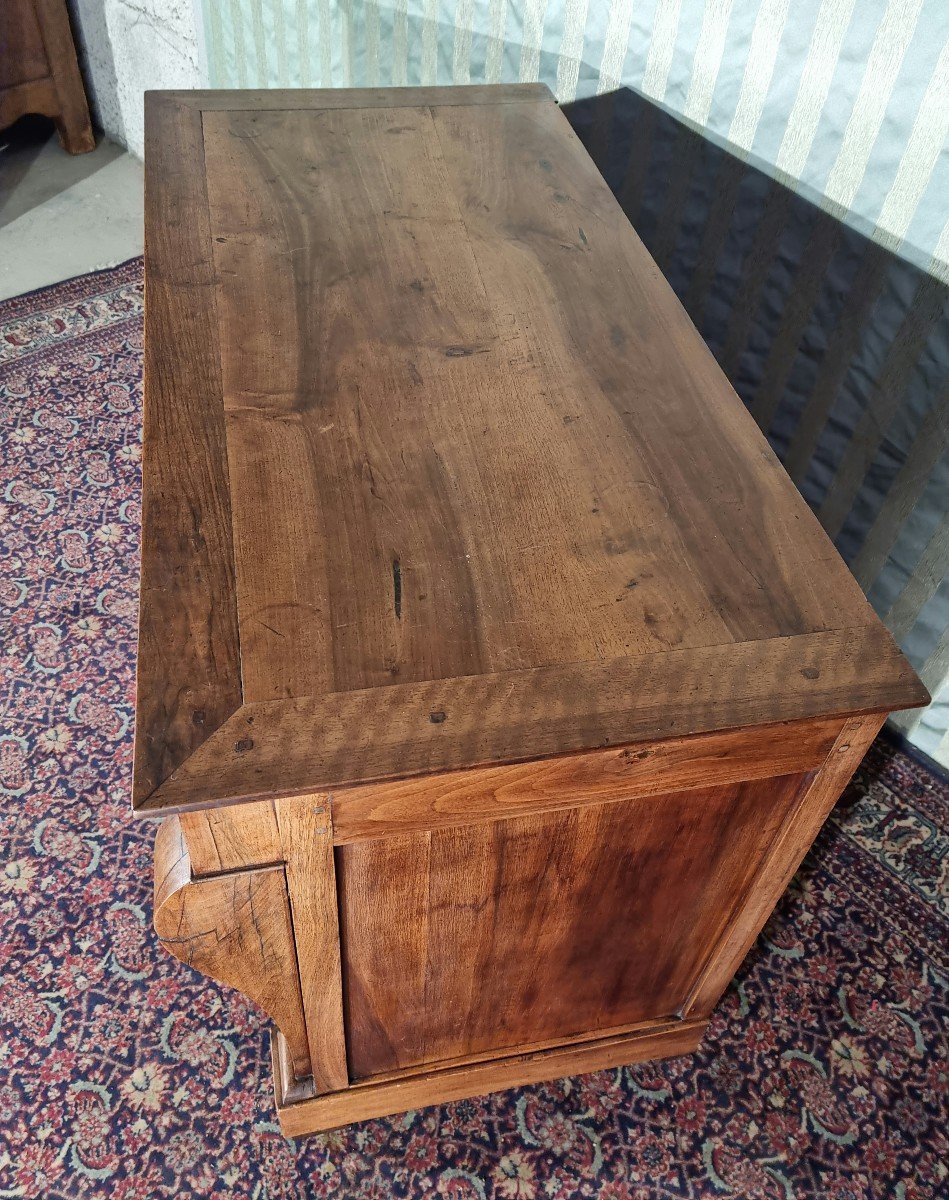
392,558,402,620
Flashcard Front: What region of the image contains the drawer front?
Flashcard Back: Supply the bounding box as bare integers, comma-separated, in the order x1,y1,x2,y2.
337,770,813,1080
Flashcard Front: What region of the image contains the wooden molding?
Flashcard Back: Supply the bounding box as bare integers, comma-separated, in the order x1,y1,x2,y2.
329,716,842,844
133,94,243,812
167,713,839,871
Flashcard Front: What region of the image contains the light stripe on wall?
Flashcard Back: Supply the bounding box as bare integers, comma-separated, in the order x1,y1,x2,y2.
641,0,684,103
364,1,380,86
339,3,353,86
817,273,947,540
205,1,226,86
271,0,289,84
822,0,925,215
485,0,508,83
316,0,332,85
935,220,949,274
893,626,949,739
597,0,637,96
875,38,949,251
392,0,409,87
727,0,792,151
421,0,439,85
294,0,310,85
851,388,949,589
556,0,590,103
520,0,550,83
783,248,890,486
227,0,248,87
885,515,949,643
683,0,737,126
775,0,858,179
453,0,475,85
249,0,269,84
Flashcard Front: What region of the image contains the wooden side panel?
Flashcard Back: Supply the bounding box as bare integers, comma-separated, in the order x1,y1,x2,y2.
337,772,811,1080
684,713,886,1016
34,0,95,153
153,817,311,1080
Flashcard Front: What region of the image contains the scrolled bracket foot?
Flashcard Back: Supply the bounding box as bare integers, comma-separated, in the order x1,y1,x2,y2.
153,816,313,1082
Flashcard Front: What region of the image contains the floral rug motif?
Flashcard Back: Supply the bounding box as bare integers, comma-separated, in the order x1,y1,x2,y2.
0,260,946,1199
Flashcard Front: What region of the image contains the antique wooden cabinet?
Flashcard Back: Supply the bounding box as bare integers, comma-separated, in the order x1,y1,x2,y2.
0,0,94,153
136,84,928,1137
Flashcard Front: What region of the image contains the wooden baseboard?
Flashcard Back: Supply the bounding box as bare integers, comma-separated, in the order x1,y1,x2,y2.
272,1017,707,1138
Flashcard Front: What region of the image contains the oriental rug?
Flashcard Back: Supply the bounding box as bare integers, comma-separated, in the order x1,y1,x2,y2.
0,261,945,1199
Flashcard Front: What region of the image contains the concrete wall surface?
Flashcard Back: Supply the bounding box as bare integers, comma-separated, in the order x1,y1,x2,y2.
68,0,204,157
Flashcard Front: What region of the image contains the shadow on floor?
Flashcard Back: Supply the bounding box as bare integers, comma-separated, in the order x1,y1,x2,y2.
0,114,124,228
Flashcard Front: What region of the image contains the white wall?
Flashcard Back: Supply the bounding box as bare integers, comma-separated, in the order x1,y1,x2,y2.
68,0,205,157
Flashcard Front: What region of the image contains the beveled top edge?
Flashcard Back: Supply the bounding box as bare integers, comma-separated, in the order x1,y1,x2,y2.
132,628,929,815
144,83,555,112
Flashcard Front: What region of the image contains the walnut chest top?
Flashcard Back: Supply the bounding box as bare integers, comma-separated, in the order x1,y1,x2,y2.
134,84,926,814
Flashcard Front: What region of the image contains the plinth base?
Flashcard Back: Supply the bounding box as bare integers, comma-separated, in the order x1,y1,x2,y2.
271,1017,707,1138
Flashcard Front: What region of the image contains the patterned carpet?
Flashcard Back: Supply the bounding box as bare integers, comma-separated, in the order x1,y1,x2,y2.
0,259,946,1199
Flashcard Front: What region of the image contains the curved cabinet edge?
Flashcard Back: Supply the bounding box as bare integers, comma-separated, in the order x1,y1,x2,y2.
153,816,313,1082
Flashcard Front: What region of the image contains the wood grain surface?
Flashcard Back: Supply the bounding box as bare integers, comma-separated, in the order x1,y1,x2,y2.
135,85,928,813
337,772,811,1078
178,800,281,875
34,0,95,153
330,716,841,844
136,95,242,809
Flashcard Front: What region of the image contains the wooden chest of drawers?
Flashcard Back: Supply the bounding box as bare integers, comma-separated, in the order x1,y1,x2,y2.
136,84,927,1136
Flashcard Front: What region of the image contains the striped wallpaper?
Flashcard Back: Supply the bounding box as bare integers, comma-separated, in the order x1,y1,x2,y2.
198,0,949,280
195,1,949,767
